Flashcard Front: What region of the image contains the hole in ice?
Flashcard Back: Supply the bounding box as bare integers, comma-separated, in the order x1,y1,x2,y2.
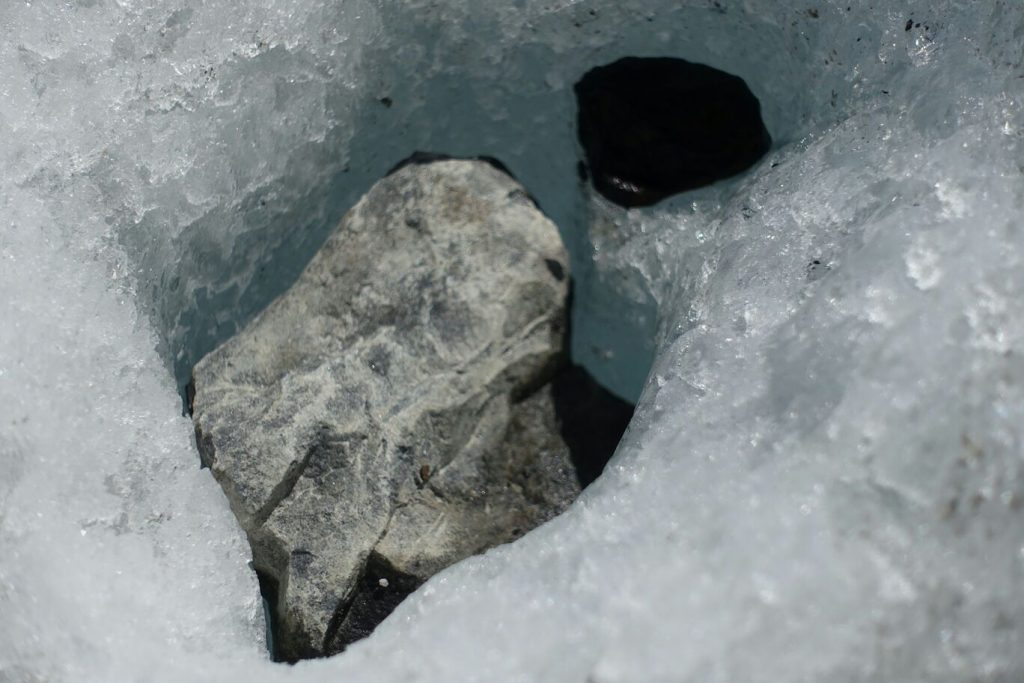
575,57,772,207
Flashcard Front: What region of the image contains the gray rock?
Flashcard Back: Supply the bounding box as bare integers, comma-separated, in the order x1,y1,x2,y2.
190,159,574,660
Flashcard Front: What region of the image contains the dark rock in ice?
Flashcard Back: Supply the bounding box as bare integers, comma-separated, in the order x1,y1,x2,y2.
575,56,772,207
190,159,625,660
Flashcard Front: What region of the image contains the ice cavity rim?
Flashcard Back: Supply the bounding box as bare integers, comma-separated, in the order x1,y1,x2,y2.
116,4,848,660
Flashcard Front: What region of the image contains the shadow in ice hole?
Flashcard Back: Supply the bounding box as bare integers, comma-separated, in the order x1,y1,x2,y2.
575,56,772,207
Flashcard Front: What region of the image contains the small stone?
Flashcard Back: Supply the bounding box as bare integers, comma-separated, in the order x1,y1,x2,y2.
377,578,389,588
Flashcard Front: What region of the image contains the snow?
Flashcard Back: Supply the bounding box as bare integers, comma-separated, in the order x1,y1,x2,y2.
2,1,1023,681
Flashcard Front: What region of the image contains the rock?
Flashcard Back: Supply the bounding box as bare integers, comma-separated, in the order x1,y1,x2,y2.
190,159,575,660
575,56,772,207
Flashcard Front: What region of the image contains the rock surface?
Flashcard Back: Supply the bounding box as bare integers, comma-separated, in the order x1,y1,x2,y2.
190,159,576,660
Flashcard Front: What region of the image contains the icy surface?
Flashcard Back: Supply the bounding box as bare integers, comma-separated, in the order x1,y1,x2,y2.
2,0,1023,681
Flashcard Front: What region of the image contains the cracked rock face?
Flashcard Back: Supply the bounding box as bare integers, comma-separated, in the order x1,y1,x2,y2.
190,159,573,660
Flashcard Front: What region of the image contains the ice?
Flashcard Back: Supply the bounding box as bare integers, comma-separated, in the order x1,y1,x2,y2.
2,1,1023,682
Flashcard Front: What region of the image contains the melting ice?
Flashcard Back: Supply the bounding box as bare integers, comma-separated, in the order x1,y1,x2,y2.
1,1,1023,681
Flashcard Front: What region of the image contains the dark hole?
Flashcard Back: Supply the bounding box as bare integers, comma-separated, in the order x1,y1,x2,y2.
575,56,772,207
184,378,196,415
322,553,422,655
552,364,634,488
554,281,634,489
255,570,284,662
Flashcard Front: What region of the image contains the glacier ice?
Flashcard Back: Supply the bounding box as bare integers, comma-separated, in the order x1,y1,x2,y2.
1,0,1023,681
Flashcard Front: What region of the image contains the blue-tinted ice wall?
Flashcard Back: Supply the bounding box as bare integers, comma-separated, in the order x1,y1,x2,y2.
105,0,844,400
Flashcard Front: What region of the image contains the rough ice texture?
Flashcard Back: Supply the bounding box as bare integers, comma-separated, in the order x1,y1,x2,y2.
1,0,1023,682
